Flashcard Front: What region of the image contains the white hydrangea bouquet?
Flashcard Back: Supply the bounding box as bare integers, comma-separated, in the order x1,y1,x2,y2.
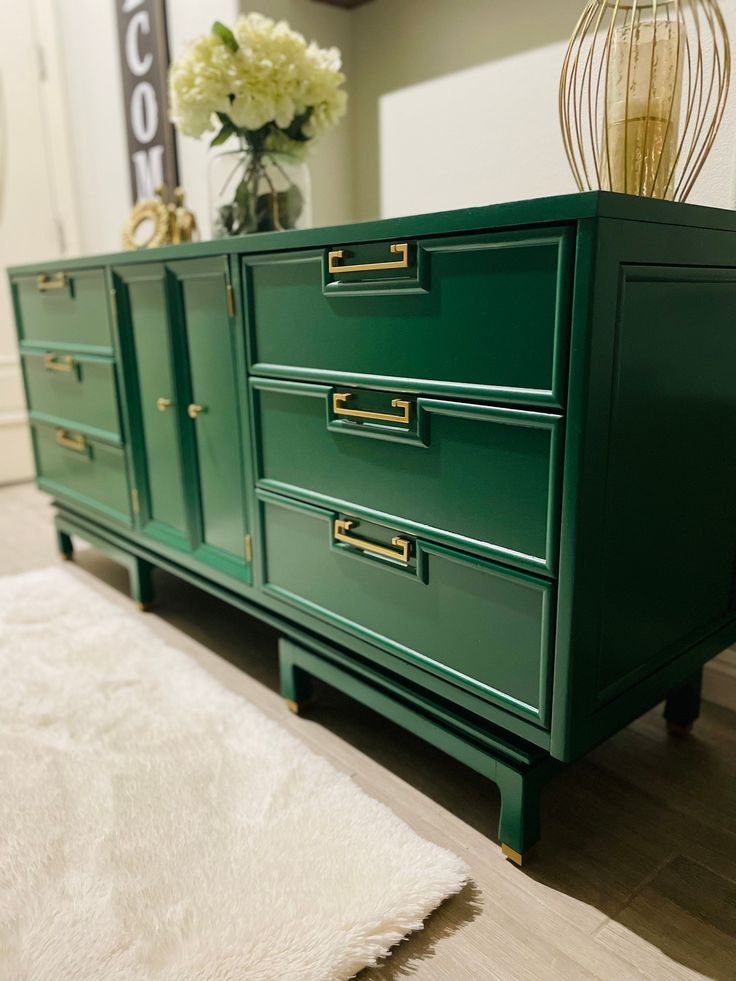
169,14,347,236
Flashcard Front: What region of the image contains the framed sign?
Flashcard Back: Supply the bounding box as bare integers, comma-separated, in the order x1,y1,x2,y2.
116,0,179,203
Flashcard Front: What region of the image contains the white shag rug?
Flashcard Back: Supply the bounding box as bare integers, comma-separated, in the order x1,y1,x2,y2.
0,567,469,981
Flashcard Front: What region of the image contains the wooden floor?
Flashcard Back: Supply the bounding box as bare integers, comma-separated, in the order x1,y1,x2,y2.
3,481,735,981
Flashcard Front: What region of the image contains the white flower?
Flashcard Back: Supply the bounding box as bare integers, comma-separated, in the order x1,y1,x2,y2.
168,13,347,149
168,34,234,138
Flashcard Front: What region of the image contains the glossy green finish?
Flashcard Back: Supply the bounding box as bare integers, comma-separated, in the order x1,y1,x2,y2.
12,269,112,353
553,216,736,761
22,352,120,443
597,267,736,697
10,192,736,280
55,513,154,606
243,227,573,406
663,669,703,730
113,263,189,549
253,378,561,575
32,423,131,526
113,258,251,582
279,637,557,855
259,489,552,723
169,258,250,579
12,190,736,858
56,527,74,560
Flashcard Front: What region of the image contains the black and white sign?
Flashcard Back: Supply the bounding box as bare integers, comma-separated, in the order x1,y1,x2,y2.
116,0,179,203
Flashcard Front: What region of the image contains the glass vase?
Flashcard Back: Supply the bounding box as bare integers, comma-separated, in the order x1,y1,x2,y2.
209,145,312,238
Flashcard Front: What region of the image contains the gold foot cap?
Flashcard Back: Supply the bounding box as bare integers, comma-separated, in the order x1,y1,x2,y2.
136,601,154,612
60,553,73,562
501,843,526,867
666,721,693,738
285,699,303,715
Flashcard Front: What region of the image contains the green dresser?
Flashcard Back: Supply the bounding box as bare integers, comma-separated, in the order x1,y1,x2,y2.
10,192,736,865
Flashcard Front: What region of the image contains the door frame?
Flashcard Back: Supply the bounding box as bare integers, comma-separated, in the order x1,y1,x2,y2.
0,0,81,485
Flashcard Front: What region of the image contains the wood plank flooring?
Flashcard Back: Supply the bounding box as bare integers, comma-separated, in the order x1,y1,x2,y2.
2,482,735,980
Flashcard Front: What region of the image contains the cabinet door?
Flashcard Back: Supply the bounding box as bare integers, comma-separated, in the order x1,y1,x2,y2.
113,263,190,551
170,258,250,582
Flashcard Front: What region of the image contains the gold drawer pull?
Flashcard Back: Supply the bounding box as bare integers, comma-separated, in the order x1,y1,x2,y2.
37,272,67,291
55,428,87,453
156,397,173,411
328,243,409,275
333,392,411,425
334,519,411,564
43,354,74,373
187,403,205,419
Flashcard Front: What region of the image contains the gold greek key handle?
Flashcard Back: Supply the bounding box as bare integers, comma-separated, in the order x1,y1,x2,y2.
43,354,74,373
328,243,409,275
334,519,411,564
187,403,205,419
333,392,411,425
37,272,67,291
156,397,173,411
55,428,87,453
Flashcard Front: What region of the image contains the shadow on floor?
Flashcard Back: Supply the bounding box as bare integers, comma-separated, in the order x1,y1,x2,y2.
75,551,736,980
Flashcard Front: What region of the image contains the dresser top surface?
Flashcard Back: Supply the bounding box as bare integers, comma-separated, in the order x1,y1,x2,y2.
8,190,736,276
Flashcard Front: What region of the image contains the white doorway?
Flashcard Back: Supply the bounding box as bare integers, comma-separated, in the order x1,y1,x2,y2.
0,0,80,484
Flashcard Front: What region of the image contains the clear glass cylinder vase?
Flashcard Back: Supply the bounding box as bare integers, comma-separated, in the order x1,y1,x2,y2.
209,145,312,238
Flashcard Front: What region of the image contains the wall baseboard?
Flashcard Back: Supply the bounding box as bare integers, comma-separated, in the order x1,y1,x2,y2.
0,354,25,415
703,650,736,714
0,355,33,483
0,418,33,484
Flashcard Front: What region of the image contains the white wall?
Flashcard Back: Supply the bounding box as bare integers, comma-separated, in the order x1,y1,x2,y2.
49,0,736,249
55,0,240,252
54,0,349,250
167,0,240,240
55,0,130,254
375,0,736,219
379,46,570,218
0,0,79,483
350,0,586,221
237,0,353,229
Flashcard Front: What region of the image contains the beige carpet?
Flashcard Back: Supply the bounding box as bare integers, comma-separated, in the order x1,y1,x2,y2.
0,567,468,981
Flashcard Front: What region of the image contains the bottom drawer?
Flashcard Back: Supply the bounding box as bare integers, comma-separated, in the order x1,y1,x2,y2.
259,491,552,725
33,423,131,526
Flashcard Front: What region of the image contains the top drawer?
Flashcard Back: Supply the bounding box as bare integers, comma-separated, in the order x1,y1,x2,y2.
243,226,573,407
12,269,113,353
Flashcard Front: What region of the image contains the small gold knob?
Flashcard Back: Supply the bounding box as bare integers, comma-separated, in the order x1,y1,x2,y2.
187,403,204,419
156,397,173,411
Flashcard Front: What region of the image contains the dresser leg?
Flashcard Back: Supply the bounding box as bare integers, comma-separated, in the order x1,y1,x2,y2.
496,762,543,866
56,529,74,561
664,668,703,736
128,556,155,611
279,639,314,715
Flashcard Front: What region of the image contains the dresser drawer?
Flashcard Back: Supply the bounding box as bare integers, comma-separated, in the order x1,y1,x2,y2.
12,269,112,352
254,379,561,574
259,491,552,723
32,423,131,525
23,352,120,441
244,227,572,406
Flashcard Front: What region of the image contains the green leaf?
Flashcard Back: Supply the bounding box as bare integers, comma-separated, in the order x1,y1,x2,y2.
212,21,238,53
234,180,256,234
277,183,304,229
210,123,236,147
254,191,277,232
282,109,313,143
214,204,236,238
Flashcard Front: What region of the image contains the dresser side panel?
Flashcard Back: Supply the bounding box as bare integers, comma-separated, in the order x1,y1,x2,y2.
554,217,736,760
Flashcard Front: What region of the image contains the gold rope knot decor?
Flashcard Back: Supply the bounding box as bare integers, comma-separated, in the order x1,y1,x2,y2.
122,185,198,250
559,0,731,201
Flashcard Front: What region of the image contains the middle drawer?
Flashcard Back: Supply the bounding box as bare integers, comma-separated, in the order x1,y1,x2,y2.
23,351,120,442
253,378,562,575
